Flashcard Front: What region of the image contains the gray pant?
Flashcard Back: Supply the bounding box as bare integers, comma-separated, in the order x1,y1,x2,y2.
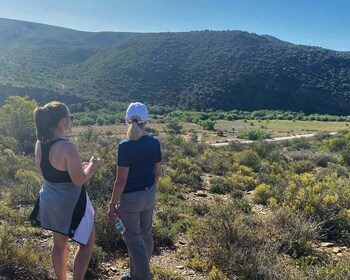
119,185,156,280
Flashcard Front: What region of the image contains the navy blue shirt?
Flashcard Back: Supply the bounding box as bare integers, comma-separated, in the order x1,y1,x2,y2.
117,135,162,193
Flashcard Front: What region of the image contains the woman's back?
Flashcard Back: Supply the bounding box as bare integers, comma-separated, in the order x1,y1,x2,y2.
40,138,72,183
118,135,161,193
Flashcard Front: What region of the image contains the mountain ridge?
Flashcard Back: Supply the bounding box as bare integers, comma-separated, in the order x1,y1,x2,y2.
0,18,349,115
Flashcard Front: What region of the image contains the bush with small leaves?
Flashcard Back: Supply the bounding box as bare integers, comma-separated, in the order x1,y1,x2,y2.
237,129,270,140
10,169,42,205
153,220,175,248
0,223,50,279
86,245,107,279
283,173,350,241
291,160,314,174
207,266,230,280
236,149,261,172
209,177,234,194
188,201,320,279
94,204,125,253
312,152,337,167
253,184,273,205
168,157,202,190
0,96,37,154
228,173,259,191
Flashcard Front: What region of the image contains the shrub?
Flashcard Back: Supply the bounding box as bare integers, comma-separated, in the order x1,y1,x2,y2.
168,158,202,190
80,117,96,126
237,129,270,140
145,126,158,135
283,173,350,241
236,149,261,171
253,184,273,205
157,176,177,195
207,266,230,280
94,204,125,252
191,202,210,216
0,96,37,154
153,220,175,248
200,119,216,130
0,223,50,279
86,245,107,279
312,152,337,167
325,137,348,152
291,160,314,174
228,173,259,191
166,121,183,134
287,138,312,150
188,201,320,279
197,149,232,175
209,177,234,194
230,189,244,199
150,264,184,280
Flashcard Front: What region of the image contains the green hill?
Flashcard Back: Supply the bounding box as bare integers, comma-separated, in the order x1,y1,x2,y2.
0,18,350,114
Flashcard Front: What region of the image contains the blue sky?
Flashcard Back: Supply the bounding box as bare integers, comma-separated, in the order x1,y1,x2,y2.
0,0,349,51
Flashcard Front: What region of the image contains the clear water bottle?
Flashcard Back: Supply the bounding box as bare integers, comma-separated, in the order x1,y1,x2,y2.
115,218,126,235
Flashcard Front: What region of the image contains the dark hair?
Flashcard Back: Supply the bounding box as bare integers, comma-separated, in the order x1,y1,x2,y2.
33,101,69,142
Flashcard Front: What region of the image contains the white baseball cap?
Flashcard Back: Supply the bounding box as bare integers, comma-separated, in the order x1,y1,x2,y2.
125,102,149,123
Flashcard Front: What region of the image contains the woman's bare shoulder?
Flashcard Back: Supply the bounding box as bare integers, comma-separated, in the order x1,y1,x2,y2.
60,140,78,151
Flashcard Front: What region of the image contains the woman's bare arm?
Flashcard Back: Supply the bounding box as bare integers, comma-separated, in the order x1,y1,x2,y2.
34,140,42,175
65,142,99,187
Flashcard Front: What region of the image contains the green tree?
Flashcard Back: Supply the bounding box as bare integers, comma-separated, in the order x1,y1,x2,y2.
200,120,216,130
0,96,37,154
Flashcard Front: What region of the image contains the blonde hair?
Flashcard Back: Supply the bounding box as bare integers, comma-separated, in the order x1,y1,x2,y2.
33,101,69,142
127,116,145,141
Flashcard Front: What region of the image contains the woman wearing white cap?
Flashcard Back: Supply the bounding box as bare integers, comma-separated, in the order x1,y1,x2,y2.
108,102,162,280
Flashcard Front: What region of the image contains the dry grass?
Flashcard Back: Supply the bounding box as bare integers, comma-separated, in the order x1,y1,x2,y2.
68,119,350,144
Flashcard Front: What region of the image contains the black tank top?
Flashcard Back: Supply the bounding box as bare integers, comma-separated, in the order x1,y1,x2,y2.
40,138,72,183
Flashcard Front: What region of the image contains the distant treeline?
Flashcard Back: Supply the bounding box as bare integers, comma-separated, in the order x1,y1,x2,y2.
73,107,350,126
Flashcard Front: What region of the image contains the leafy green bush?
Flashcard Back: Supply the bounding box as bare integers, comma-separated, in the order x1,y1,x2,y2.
0,223,50,279
209,177,234,194
0,96,37,154
9,169,42,205
188,202,320,279
191,202,210,216
253,184,273,205
291,160,314,174
86,245,107,279
166,121,183,134
153,220,175,248
207,266,230,280
237,129,270,140
288,151,337,168
283,173,350,241
228,173,259,191
168,157,202,190
236,149,261,172
197,149,233,175
199,119,216,130
151,264,184,280
94,204,125,252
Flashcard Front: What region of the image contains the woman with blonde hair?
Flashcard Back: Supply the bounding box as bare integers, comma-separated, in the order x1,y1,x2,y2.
30,101,100,280
108,102,162,280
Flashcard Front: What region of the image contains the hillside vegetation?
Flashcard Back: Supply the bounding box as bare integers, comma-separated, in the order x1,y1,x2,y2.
0,18,350,114
3,96,350,279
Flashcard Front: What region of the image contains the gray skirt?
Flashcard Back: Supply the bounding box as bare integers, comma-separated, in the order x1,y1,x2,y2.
30,180,94,245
